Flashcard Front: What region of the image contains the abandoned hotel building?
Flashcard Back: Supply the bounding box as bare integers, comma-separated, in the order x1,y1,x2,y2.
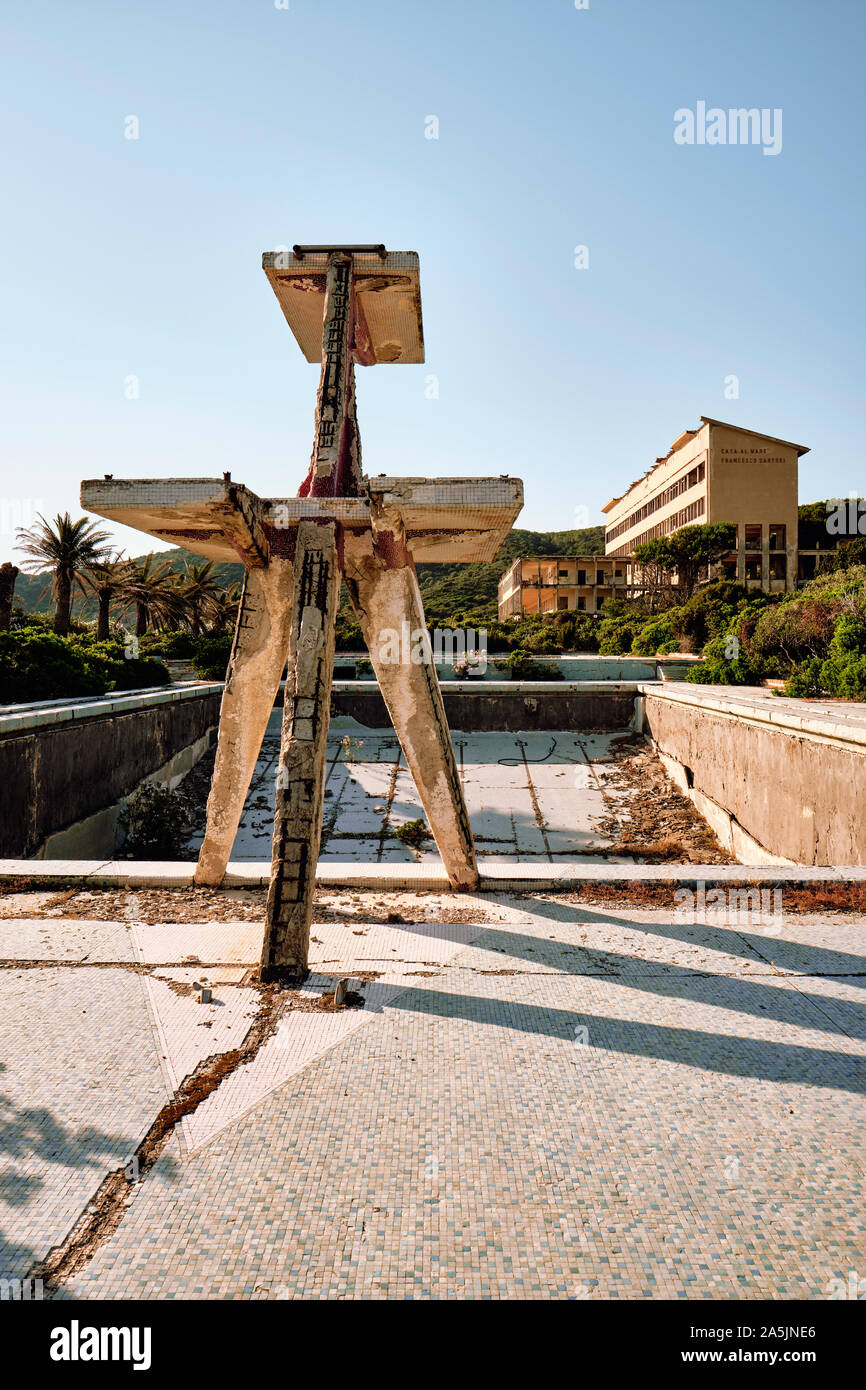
498,417,825,619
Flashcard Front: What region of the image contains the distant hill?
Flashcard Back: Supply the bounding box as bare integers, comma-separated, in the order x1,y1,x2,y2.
10,526,605,626
9,570,54,615
798,498,866,549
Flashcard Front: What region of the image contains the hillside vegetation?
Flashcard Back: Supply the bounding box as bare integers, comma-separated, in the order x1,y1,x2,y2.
8,511,865,702
13,526,605,627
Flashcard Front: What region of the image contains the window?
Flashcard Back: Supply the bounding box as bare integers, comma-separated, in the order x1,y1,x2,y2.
745,524,762,551
596,571,604,584
577,569,586,585
615,568,623,578
557,596,569,610
577,597,586,611
768,524,786,551
559,569,570,579
769,554,786,580
745,558,761,580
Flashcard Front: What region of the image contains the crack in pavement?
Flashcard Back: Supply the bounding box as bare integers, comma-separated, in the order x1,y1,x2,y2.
27,983,293,1296
518,740,553,863
320,741,352,847
375,747,403,863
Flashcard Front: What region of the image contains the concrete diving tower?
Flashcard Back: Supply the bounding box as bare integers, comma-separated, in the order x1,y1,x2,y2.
82,243,523,981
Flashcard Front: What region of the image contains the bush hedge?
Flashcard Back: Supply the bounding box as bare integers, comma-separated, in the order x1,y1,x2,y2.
191,633,233,680
0,627,171,704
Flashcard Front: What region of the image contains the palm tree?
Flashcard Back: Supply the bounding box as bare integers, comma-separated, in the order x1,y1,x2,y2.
207,582,242,633
176,560,225,636
118,554,182,636
0,562,18,631
15,513,112,635
78,555,133,640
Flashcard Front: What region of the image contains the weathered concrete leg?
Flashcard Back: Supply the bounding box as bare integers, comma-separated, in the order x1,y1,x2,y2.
194,558,294,886
344,532,478,891
261,522,340,981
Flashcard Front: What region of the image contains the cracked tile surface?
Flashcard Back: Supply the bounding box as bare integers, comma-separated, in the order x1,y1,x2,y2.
183,720,641,865
1,895,862,1299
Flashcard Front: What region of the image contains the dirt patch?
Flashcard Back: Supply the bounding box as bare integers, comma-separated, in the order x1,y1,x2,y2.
596,735,733,864
542,883,866,914
3,880,862,927
0,886,498,926
315,987,366,1010
46,886,267,923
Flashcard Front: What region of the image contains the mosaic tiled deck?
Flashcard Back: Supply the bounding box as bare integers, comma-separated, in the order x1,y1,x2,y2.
1,893,863,1299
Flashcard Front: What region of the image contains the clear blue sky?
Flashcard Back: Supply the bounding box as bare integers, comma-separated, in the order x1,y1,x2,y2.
1,0,864,564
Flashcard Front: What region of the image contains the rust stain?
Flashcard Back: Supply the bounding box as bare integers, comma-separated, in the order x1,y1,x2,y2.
275,273,327,293
354,274,409,293
373,528,413,570
262,523,298,559
157,528,223,541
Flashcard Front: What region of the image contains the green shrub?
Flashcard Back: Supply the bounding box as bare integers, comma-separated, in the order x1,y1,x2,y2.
0,627,170,703
685,634,763,686
113,655,171,690
484,621,519,653
335,619,363,651
799,564,866,602
597,617,639,655
815,612,866,697
827,610,866,656
66,635,171,692
598,597,632,619
670,582,750,652
500,648,564,680
750,597,838,671
139,630,198,659
192,634,233,680
817,537,866,575
556,613,600,652
522,626,563,655
826,654,866,697
394,817,431,849
119,781,196,858
783,658,826,698
0,628,102,702
10,608,51,631
631,615,676,656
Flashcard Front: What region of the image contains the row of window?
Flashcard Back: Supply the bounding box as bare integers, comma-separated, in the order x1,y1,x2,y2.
608,497,706,557
521,568,625,586
743,523,787,551
605,461,706,544
721,554,788,581
542,596,600,612
517,562,624,584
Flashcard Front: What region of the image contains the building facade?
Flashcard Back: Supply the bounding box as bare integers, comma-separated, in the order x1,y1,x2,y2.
497,418,822,621
498,554,632,619
602,417,809,593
